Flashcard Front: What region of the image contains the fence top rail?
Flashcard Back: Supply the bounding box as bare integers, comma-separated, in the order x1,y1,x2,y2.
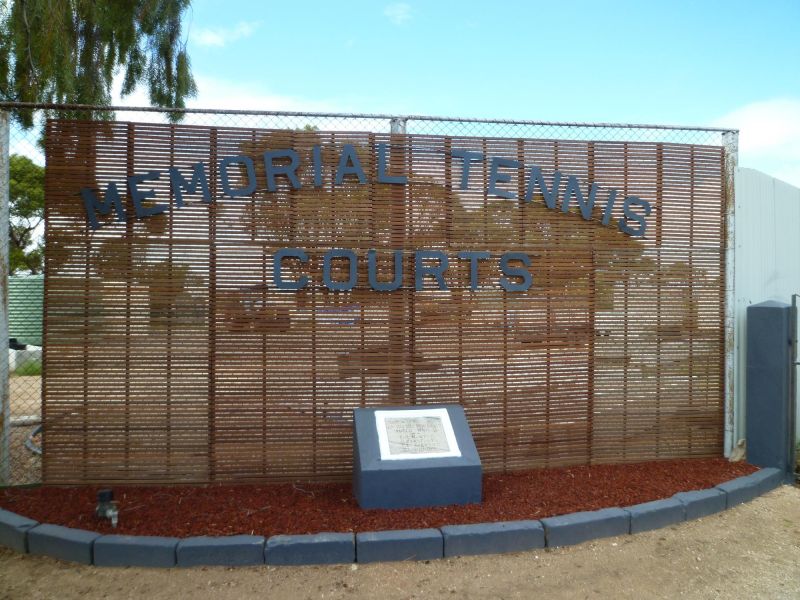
0,101,738,135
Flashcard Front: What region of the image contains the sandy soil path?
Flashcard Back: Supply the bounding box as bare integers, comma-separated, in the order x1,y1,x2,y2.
1,485,798,600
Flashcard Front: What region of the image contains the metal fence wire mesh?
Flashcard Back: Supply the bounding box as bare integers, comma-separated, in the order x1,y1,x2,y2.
0,104,737,485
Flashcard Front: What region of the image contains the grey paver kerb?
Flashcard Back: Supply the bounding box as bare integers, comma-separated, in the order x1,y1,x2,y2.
176,535,265,567
673,488,727,520
1,470,784,567
750,467,784,494
716,468,785,508
541,508,630,548
716,475,761,508
441,520,544,557
356,528,442,563
625,498,686,534
266,532,355,565
27,523,100,565
94,535,178,567
0,508,38,553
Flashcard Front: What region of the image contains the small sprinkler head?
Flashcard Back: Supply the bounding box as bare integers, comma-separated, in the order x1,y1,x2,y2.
95,488,119,528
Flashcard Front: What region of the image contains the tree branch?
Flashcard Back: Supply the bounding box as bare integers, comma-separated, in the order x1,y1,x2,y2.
20,0,38,89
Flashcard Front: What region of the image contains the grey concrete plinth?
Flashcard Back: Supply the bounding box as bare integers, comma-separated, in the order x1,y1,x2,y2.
353,404,482,509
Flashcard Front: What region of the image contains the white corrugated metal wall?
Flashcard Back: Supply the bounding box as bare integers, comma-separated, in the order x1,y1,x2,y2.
733,167,800,450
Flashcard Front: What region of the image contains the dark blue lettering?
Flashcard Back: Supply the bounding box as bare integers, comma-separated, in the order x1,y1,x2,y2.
220,155,257,197
169,163,211,206
618,196,651,237
274,248,309,290
415,250,449,291
524,166,562,209
451,149,484,190
368,249,403,291
601,189,618,226
263,149,301,191
457,251,491,291
561,175,597,220
312,145,323,187
81,183,126,230
488,157,520,200
128,171,167,219
323,248,358,291
335,144,367,185
499,252,532,291
377,143,407,185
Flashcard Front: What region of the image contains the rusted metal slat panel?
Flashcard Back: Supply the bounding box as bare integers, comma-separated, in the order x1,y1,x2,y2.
41,121,726,484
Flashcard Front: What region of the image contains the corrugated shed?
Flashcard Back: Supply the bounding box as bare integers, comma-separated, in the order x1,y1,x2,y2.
733,168,800,444
9,274,43,347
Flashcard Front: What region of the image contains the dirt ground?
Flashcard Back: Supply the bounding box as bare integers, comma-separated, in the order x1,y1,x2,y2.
9,375,41,419
7,375,42,486
0,485,798,600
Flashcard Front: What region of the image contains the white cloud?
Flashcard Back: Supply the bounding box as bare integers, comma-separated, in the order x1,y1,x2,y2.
110,73,363,130
713,98,800,188
384,3,412,25
188,75,336,112
191,21,260,48
112,72,337,114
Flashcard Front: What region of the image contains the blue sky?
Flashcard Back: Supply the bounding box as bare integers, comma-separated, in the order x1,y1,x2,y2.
117,0,800,184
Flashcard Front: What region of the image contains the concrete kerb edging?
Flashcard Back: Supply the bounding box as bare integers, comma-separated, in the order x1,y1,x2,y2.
0,467,785,567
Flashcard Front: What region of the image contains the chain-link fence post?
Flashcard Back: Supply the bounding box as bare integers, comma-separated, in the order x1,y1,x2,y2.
390,117,407,135
722,129,739,457
0,110,10,484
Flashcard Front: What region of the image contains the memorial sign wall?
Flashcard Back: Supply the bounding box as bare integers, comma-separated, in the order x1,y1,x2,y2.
42,119,728,484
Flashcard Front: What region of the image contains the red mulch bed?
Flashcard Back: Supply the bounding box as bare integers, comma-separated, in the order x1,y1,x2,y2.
0,459,756,538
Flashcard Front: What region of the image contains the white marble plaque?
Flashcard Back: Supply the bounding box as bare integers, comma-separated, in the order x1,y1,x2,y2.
375,408,461,460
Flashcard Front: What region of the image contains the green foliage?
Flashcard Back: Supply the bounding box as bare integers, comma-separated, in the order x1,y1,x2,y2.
9,154,44,274
13,359,41,376
0,0,197,126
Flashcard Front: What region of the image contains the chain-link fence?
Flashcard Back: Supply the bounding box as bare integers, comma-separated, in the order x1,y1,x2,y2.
0,102,738,486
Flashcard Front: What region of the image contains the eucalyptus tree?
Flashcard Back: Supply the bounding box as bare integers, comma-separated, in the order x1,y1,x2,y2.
0,0,197,125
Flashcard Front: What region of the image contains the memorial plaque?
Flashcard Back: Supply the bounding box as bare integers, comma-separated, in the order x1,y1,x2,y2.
376,408,461,460
386,417,448,455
